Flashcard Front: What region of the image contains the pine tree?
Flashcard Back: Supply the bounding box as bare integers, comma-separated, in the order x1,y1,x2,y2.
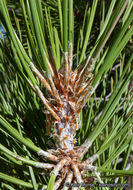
0,0,133,189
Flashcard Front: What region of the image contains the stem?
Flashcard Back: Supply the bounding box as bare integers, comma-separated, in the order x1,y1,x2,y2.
53,177,63,190
95,172,109,190
63,171,73,190
97,168,133,175
63,0,68,52
35,86,61,122
0,172,33,188
58,0,63,43
0,143,55,169
69,0,73,43
47,173,56,190
30,62,52,94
